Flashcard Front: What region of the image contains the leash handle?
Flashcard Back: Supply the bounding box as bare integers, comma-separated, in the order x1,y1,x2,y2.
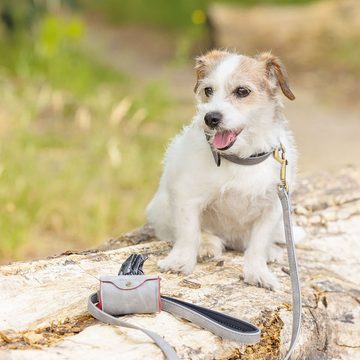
161,296,260,344
88,293,261,360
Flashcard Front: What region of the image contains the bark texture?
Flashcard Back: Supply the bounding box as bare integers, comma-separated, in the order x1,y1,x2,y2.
1,168,359,360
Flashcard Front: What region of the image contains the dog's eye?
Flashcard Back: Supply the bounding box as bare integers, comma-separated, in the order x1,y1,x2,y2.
234,87,251,98
204,87,213,97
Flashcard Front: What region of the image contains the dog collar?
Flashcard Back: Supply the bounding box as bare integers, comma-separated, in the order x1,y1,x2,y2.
205,133,274,167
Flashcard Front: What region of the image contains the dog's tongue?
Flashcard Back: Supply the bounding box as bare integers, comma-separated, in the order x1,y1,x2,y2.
213,130,237,150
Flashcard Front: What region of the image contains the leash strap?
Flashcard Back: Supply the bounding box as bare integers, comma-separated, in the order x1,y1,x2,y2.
88,293,260,360
88,293,179,360
160,296,260,344
278,187,302,360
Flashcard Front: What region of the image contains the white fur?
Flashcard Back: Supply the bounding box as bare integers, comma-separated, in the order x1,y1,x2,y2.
147,52,298,290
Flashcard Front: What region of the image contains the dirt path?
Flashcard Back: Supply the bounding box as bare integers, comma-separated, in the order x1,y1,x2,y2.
84,18,360,174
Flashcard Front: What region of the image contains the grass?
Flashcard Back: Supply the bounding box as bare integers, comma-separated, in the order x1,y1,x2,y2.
0,15,126,97
0,14,179,262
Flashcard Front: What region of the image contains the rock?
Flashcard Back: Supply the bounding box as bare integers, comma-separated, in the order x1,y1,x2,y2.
0,169,359,359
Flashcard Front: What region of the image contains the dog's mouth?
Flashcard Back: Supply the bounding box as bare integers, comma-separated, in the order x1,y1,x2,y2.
212,129,242,150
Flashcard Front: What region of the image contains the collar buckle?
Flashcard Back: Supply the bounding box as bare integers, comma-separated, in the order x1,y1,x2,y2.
273,144,289,192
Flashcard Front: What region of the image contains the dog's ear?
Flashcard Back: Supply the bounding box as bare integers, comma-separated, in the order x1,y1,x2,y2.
257,52,295,100
194,50,229,93
194,56,206,93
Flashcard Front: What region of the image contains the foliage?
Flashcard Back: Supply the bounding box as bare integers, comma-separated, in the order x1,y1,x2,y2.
79,0,317,30
0,14,125,96
0,14,174,262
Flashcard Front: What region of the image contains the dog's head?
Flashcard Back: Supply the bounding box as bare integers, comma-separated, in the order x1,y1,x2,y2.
194,50,295,153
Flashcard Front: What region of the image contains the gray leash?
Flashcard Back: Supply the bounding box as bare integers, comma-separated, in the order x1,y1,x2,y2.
88,145,301,359
88,293,179,359
278,186,302,360
88,289,260,360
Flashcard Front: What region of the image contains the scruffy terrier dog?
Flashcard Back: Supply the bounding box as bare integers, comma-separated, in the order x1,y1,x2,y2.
147,50,299,290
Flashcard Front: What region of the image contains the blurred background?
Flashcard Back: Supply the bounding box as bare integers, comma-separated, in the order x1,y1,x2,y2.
0,0,359,264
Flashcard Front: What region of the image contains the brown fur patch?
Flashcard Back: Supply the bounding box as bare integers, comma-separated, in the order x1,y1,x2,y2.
257,52,295,100
194,50,229,92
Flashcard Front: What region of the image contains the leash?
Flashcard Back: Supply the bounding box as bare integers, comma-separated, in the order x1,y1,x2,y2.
88,143,301,359
206,140,302,359
88,293,260,360
274,146,302,360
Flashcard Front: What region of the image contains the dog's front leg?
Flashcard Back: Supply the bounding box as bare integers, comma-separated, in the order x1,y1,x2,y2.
243,204,281,290
157,201,200,275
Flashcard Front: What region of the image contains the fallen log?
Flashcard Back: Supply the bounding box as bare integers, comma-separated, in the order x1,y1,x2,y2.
1,168,359,359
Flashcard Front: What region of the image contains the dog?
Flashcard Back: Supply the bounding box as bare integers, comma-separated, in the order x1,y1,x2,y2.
147,50,299,290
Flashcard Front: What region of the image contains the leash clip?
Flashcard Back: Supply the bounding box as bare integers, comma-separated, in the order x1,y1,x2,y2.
273,144,288,192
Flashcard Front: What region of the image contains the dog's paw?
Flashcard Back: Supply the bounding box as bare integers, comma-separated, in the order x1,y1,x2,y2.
267,244,283,263
243,261,280,290
157,248,197,275
198,233,224,262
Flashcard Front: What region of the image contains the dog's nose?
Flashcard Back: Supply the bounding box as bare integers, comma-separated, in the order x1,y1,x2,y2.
204,112,223,129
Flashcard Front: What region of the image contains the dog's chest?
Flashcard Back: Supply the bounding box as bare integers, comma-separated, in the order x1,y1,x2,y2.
205,164,278,222
217,161,278,196
208,188,268,223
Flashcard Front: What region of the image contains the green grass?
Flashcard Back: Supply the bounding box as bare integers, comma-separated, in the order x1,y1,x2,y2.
0,14,178,262
0,15,127,97
0,73,175,262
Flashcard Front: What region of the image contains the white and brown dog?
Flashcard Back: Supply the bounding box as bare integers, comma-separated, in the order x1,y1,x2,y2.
147,50,301,290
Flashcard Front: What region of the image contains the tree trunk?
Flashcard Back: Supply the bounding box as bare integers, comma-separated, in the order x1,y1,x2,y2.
1,168,359,359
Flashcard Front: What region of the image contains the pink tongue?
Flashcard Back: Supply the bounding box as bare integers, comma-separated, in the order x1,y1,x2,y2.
213,130,237,150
